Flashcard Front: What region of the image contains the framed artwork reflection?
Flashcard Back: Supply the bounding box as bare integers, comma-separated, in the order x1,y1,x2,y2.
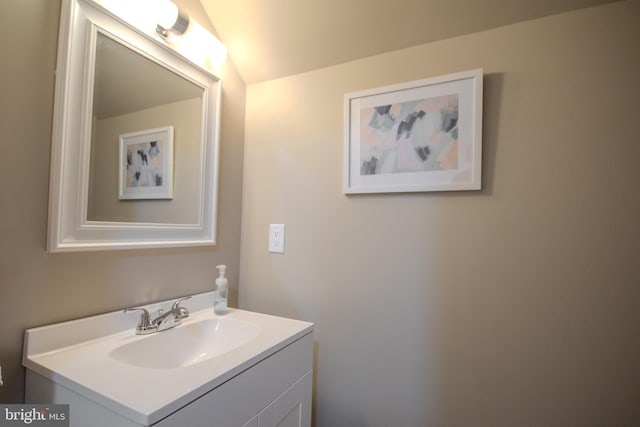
119,126,174,200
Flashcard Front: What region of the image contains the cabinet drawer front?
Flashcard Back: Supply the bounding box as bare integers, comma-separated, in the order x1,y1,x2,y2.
257,370,312,427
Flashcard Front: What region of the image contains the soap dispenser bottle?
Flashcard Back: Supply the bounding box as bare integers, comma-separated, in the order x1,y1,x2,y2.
214,265,228,314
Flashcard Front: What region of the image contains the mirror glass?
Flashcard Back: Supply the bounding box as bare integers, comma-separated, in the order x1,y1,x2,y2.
48,0,221,252
87,32,204,224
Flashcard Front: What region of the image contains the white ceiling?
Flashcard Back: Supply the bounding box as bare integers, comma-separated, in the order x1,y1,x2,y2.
200,0,619,84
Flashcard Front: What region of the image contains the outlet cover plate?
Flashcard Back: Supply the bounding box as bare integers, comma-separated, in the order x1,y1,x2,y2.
269,224,285,253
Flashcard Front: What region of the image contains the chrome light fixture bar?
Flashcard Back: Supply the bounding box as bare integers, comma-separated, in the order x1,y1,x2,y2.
156,9,189,39
92,0,227,74
154,0,189,40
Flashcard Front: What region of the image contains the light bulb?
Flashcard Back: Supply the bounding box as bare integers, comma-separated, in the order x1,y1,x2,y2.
155,0,179,30
177,19,227,69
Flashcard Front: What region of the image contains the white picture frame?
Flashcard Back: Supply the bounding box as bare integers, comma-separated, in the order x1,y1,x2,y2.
119,126,174,200
344,68,483,194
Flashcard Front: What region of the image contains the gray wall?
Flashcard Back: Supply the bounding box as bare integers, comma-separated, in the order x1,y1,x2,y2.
240,2,640,426
0,0,246,402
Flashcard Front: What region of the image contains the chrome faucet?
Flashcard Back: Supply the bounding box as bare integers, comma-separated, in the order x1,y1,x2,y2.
124,296,191,335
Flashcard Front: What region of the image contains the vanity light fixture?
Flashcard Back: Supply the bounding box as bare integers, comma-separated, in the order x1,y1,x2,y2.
92,0,227,73
155,0,189,40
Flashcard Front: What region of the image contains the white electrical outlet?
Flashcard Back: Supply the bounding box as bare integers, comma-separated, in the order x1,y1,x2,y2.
269,224,285,253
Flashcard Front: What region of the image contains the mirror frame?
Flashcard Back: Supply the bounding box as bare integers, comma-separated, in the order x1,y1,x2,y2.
48,0,221,252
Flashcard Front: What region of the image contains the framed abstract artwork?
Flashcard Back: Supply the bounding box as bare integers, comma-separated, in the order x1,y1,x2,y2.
343,69,483,194
119,126,174,200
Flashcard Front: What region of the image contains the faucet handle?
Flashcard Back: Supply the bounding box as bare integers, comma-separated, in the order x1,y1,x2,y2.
171,295,191,308
172,296,191,319
124,307,156,334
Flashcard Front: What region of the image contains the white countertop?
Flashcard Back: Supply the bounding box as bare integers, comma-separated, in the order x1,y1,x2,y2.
23,292,313,425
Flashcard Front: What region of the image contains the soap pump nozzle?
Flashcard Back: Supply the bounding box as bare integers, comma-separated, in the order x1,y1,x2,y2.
216,264,226,278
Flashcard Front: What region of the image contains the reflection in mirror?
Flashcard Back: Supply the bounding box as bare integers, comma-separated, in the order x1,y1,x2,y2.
88,32,204,224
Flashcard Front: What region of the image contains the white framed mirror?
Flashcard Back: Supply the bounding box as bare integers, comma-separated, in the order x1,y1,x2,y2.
48,0,221,252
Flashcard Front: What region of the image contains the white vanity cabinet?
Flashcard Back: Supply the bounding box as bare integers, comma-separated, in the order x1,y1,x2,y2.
26,333,312,427
154,334,313,427
23,293,314,427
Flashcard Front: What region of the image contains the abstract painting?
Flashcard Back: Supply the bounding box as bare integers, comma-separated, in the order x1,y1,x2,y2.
119,126,174,200
344,69,483,193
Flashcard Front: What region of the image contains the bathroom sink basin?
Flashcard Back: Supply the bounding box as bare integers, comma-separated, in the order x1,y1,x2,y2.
109,318,260,369
23,292,314,425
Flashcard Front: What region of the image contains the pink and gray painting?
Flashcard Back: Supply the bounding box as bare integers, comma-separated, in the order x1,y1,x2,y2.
359,94,459,175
